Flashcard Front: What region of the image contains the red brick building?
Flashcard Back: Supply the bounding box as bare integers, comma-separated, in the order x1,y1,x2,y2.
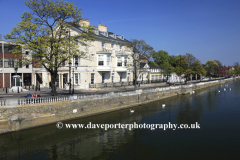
0,40,33,88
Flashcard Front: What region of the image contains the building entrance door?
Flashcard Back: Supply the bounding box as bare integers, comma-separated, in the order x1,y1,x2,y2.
63,74,68,87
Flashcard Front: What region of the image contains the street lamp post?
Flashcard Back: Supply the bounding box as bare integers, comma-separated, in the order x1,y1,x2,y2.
66,30,72,94
168,68,171,83
180,55,182,84
72,67,74,94
69,61,72,94
148,70,151,84
72,62,78,94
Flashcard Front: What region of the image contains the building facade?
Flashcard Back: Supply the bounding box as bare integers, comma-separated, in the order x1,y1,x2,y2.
35,19,134,89
149,66,163,81
0,40,33,88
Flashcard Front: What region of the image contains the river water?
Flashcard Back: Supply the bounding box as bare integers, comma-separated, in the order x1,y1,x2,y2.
0,80,240,160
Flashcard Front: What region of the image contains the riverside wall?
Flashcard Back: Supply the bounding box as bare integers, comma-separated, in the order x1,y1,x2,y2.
0,77,237,134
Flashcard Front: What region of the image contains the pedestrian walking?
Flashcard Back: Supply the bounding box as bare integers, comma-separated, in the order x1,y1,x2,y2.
64,82,67,89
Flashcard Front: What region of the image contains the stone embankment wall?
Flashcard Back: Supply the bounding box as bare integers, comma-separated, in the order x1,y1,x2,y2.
0,78,237,134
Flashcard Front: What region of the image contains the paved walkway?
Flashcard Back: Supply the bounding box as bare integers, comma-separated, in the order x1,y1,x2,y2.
0,82,169,99
0,77,229,100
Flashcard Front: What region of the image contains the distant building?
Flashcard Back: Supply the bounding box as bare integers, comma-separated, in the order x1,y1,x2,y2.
0,40,33,88
138,62,150,82
149,66,163,81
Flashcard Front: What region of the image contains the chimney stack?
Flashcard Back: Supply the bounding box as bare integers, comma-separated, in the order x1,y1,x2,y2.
98,22,107,32
79,18,90,26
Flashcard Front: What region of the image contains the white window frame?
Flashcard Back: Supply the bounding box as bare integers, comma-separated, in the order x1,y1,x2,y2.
117,57,122,67
102,42,105,49
74,73,78,84
107,55,110,66
98,55,104,66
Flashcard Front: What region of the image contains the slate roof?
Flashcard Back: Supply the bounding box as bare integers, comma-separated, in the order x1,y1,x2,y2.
149,66,160,69
66,22,130,43
140,62,147,68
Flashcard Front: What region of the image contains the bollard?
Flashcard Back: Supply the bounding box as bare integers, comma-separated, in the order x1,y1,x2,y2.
6,87,7,93
29,85,30,90
25,85,26,89
32,85,34,89
21,89,23,92
39,85,40,91
35,86,37,91
18,87,19,93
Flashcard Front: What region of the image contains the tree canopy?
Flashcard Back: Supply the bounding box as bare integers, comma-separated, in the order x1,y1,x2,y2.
172,55,188,76
152,50,170,75
4,0,94,95
148,61,158,67
205,60,219,76
184,53,198,66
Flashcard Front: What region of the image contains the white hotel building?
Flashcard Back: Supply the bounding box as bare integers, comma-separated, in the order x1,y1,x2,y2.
35,19,134,89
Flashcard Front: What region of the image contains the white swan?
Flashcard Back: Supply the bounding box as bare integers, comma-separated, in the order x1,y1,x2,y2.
218,90,220,93
224,88,226,91
162,104,166,108
130,109,134,113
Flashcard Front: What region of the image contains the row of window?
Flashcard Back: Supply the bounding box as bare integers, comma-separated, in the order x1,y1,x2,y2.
151,75,162,80
117,57,128,66
151,69,160,72
102,42,122,50
98,55,128,67
0,58,30,68
98,55,110,66
0,43,21,54
91,72,130,84
60,57,80,67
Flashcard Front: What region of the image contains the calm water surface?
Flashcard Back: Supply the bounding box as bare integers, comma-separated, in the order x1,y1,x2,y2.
1,81,240,160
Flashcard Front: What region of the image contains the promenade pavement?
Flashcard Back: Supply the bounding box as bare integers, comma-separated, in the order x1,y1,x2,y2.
0,82,169,99
0,78,227,100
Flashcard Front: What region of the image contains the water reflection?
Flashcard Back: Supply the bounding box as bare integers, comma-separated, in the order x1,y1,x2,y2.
0,81,240,159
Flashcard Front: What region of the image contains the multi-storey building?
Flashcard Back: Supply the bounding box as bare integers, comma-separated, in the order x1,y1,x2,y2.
0,40,33,88
35,19,134,89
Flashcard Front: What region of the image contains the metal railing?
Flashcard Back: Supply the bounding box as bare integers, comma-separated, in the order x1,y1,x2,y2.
89,79,167,88
0,77,237,107
18,96,71,105
78,85,181,101
0,100,6,106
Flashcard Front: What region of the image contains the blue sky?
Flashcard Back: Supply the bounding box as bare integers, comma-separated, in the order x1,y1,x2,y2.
0,0,240,66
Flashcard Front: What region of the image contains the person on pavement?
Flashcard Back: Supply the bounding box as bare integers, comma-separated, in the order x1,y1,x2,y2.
33,93,37,98
27,93,32,98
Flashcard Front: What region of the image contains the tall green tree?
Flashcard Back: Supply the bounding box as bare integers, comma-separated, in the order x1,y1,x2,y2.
191,61,206,76
172,55,188,76
129,39,154,87
4,0,94,95
206,60,219,76
152,50,170,76
184,53,197,67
